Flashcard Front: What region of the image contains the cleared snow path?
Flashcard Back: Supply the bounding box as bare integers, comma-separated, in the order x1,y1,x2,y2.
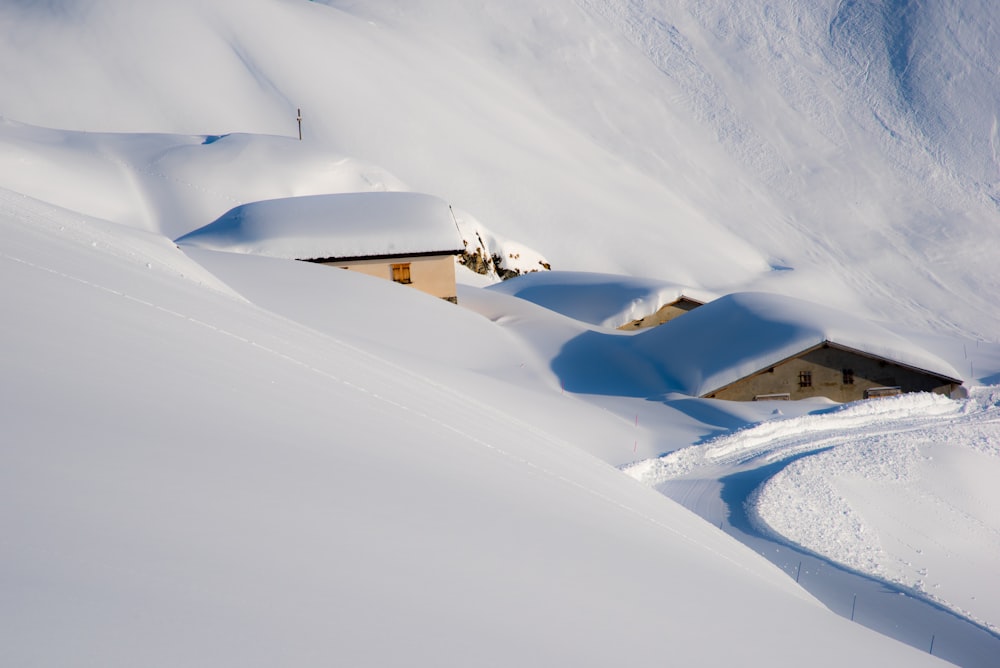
625,390,1000,667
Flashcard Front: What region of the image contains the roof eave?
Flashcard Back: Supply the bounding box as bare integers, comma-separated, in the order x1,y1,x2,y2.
699,339,963,398
299,248,465,263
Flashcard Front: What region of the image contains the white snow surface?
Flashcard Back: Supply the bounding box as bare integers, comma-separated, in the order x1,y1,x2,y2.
486,270,716,329
176,191,464,260
543,291,962,399
626,389,1000,634
2,193,951,667
5,0,1000,335
3,0,1000,665
629,292,964,396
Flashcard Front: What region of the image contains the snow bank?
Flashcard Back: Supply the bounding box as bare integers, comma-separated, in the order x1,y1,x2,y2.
630,292,963,397
5,0,1000,663
0,120,411,239
486,270,716,329
626,392,963,485
1,196,951,668
748,388,1000,632
626,387,1000,652
176,191,464,260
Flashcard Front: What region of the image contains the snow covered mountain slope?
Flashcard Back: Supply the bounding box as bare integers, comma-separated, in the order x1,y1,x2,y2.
0,191,951,667
2,0,999,664
4,0,998,335
624,388,1000,665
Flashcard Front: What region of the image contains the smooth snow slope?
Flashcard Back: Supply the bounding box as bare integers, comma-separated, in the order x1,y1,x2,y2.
2,0,999,664
3,0,999,336
0,192,949,667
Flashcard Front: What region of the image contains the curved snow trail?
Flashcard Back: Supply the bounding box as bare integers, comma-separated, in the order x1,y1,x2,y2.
626,392,968,484
624,390,1000,667
749,390,1000,631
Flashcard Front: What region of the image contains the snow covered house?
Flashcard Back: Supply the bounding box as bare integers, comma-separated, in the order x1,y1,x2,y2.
486,270,714,329
176,192,466,302
630,292,964,402
618,296,706,330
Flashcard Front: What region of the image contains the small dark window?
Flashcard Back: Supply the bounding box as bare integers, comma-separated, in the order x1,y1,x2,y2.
391,263,412,284
843,368,855,385
798,370,812,388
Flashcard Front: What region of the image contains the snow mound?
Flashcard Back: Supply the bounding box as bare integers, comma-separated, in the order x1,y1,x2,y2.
0,120,410,239
175,191,464,260
630,292,963,397
625,392,963,485
486,270,715,329
748,388,1000,632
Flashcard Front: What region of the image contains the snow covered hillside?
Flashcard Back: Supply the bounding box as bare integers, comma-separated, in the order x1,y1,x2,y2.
3,0,999,665
3,0,1000,335
3,190,954,667
627,390,1000,630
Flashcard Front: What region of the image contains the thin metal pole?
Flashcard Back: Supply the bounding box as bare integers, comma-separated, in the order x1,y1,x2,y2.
297,108,302,140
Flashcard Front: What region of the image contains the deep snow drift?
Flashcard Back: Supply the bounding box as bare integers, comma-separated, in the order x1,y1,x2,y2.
625,389,1000,660
176,191,464,259
486,270,716,329
4,0,1000,335
3,0,1000,666
1,192,951,667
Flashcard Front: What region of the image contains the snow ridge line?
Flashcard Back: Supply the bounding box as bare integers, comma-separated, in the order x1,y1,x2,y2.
0,248,776,585
0,187,247,300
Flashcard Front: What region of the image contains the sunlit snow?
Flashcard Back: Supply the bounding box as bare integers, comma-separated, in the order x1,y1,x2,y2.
3,1,999,666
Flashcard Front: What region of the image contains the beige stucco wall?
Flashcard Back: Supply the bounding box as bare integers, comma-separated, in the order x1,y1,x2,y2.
706,346,961,402
315,254,458,302
619,299,703,330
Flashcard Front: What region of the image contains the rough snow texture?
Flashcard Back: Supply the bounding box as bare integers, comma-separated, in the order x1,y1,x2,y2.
627,389,1000,634
747,389,1000,633
176,191,464,260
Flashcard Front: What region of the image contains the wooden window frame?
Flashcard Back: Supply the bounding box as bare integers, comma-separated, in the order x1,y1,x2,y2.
798,370,812,388
391,262,412,285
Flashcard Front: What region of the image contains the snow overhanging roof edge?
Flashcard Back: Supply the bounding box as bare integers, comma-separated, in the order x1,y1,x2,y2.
699,339,964,398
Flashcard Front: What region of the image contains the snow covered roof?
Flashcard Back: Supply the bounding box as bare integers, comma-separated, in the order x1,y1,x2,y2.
630,292,963,397
176,192,465,261
486,270,716,329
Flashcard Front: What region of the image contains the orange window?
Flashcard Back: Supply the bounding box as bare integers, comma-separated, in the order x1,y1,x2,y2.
391,263,412,284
